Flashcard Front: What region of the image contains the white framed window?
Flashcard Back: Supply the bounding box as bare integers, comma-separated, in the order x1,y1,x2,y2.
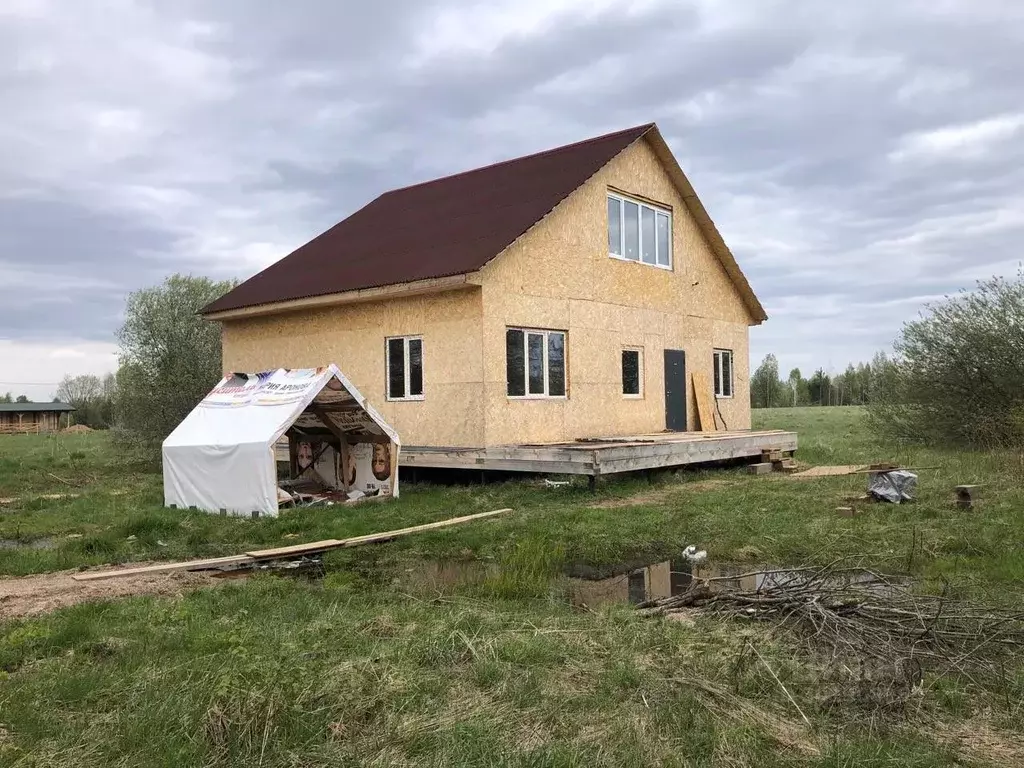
713,349,733,398
386,336,424,400
506,328,566,398
607,192,672,269
621,348,643,398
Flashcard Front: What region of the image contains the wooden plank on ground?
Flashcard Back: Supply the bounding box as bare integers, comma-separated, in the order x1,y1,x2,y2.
73,508,514,582
245,508,513,559
72,555,254,581
790,465,866,478
691,371,716,433
242,539,346,559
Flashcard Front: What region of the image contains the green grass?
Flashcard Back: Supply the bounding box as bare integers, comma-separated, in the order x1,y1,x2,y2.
2,410,1024,765
2,411,1022,591
0,576,981,767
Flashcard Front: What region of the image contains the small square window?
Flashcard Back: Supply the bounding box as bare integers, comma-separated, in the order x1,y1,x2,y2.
386,336,424,400
621,348,642,397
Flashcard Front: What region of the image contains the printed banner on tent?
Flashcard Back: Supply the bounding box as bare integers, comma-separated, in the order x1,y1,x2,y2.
346,441,396,496
202,368,323,408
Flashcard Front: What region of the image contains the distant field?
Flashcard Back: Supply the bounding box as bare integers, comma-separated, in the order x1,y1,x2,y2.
2,409,1023,765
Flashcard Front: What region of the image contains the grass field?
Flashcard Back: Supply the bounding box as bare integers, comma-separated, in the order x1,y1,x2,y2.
2,408,1023,766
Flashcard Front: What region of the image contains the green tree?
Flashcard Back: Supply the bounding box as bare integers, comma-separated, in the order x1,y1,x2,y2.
750,354,785,408
787,368,809,406
808,369,832,406
869,270,1024,447
14,394,29,403
114,274,237,459
0,393,12,403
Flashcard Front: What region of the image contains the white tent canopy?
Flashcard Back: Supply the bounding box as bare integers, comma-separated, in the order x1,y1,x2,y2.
163,365,400,516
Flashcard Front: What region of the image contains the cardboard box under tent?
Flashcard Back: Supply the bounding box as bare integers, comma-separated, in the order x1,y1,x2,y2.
162,365,400,517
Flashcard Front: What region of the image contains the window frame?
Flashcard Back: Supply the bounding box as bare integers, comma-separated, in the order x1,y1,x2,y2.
607,191,673,270
621,347,644,399
385,335,425,402
506,327,567,400
713,348,734,399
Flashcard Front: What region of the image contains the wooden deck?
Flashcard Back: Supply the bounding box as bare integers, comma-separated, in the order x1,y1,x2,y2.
399,430,798,478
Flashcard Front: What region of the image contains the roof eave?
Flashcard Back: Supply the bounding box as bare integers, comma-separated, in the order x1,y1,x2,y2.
202,273,480,321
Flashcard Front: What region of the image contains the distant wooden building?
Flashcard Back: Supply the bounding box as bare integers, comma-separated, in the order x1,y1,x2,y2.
0,403,75,434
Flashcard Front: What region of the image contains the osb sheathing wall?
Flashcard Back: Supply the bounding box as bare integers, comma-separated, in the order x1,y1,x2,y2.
478,135,754,445
220,289,486,447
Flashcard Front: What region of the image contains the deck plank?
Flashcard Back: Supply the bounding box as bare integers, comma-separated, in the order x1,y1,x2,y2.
399,430,797,477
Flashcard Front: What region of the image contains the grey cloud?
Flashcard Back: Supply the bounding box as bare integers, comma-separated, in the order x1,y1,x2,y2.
1,0,1022,383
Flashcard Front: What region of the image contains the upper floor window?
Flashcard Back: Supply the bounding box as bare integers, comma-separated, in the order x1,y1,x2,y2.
713,349,733,398
506,328,566,398
607,192,672,269
387,336,423,400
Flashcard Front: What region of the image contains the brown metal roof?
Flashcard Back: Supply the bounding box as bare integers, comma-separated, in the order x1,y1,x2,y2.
202,124,655,315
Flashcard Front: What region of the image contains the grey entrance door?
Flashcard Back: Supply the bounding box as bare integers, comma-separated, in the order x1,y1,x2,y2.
664,349,687,431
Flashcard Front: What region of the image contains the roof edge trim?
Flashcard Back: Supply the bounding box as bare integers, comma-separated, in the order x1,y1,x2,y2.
203,274,477,321
643,127,768,324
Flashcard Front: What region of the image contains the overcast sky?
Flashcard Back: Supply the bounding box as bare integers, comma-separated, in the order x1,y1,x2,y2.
2,0,1022,400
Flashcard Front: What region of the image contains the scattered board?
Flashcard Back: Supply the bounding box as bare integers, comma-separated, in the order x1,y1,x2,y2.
691,371,716,433
71,555,254,581
791,465,867,478
73,508,513,582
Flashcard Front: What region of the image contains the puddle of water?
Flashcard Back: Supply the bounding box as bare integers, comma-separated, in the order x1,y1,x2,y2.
569,561,899,608
394,556,898,609
0,537,58,551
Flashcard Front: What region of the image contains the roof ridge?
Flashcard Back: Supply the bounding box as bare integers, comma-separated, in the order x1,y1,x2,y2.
379,123,655,198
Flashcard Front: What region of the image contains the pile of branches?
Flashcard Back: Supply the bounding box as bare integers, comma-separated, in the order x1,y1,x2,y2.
639,564,1024,706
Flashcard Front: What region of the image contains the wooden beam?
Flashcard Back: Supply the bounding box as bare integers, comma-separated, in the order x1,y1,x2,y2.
307,404,347,443
399,432,798,476
246,508,512,559
72,555,255,581
72,508,513,582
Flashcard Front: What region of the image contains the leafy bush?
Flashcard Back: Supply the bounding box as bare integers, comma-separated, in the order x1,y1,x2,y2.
869,270,1024,447
114,274,236,461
